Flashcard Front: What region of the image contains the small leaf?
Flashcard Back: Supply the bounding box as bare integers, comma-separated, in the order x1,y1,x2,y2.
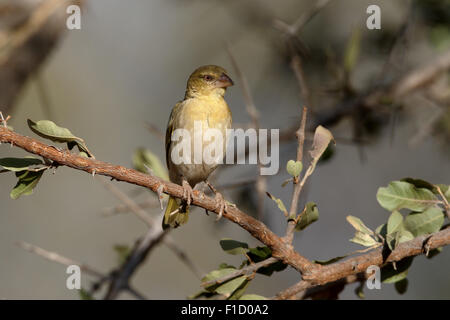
310,126,335,163
401,178,435,192
188,290,217,300
228,278,250,300
10,170,44,199
219,239,249,255
201,268,236,288
376,181,439,212
133,148,169,180
79,288,94,300
403,207,445,237
27,119,94,158
266,192,288,217
286,160,302,178
350,231,378,247
346,216,374,235
28,119,80,143
239,294,267,300
344,28,361,73
387,211,403,235
355,282,365,299
394,278,408,295
386,211,404,250
215,276,247,298
0,157,43,172
295,202,319,231
246,246,287,276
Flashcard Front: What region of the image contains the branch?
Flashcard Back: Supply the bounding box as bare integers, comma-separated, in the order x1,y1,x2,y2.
285,106,308,242
0,126,315,275
275,227,450,299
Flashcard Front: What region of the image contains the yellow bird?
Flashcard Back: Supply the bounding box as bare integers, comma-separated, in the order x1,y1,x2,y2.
163,65,234,229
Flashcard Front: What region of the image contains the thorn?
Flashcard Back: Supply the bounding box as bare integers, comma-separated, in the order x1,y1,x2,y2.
144,164,154,176
204,209,209,216
156,184,165,210
92,169,96,177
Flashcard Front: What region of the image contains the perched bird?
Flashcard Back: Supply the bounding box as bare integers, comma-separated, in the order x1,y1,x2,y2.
163,65,234,229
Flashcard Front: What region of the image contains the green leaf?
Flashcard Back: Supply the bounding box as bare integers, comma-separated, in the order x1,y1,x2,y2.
355,282,365,299
79,288,94,300
386,211,404,250
350,231,379,247
27,119,94,158
228,278,250,300
247,246,272,260
28,119,79,143
295,202,319,231
286,160,302,178
188,290,217,300
387,211,403,235
266,192,288,217
219,239,249,255
403,207,445,237
246,246,287,276
381,257,413,283
0,157,43,172
394,278,408,295
346,216,374,235
10,170,44,199
215,276,247,298
401,178,435,192
376,181,439,212
133,148,169,181
344,28,361,73
239,294,267,300
201,268,236,290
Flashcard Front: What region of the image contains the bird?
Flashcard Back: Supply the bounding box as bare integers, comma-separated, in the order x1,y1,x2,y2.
163,65,234,229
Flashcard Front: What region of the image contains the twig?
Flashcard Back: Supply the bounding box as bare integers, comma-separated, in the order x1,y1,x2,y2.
285,106,308,243
17,241,104,279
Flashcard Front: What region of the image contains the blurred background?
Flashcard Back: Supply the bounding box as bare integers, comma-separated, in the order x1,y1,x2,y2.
0,0,448,299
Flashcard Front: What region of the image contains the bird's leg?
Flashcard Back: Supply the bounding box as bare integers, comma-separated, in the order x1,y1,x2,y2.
181,178,194,206
206,180,227,221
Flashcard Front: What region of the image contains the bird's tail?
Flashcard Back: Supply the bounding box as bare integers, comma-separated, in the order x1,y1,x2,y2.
162,196,189,229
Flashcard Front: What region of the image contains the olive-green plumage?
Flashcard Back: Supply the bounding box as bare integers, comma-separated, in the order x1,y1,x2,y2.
163,65,233,229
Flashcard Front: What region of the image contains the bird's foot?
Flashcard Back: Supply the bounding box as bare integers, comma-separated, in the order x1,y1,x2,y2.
182,180,194,206
213,191,228,221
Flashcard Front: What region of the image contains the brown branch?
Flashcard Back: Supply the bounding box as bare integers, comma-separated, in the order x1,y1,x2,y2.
275,227,450,299
0,126,315,275
285,106,308,242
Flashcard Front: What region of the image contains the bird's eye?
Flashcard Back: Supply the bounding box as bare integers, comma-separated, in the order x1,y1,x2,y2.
203,75,213,81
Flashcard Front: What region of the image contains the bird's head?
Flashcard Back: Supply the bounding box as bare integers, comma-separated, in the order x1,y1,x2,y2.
185,65,234,99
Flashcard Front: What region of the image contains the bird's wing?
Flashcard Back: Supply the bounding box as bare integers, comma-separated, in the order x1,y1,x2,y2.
165,100,183,170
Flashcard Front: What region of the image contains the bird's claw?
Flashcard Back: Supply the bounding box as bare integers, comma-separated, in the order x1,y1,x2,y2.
213,192,227,221
182,180,194,206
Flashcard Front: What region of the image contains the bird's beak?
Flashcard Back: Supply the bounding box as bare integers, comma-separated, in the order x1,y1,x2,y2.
215,73,234,88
